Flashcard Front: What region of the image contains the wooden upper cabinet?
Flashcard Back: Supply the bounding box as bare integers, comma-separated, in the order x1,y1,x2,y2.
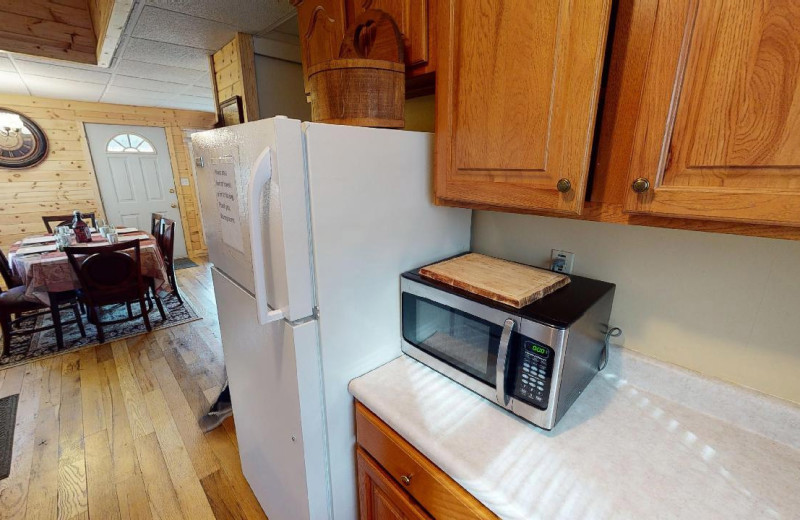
626,0,800,227
434,0,612,214
346,0,434,76
294,0,348,93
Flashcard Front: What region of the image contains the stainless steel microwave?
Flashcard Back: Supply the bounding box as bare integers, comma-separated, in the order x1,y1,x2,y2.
400,267,615,430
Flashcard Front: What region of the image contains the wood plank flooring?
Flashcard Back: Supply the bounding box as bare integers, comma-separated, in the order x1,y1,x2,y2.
0,260,268,519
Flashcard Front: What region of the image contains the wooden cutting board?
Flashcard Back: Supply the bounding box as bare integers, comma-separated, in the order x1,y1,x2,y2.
419,253,570,308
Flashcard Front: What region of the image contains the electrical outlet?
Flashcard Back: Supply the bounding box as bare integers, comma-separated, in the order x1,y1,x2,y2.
550,249,575,274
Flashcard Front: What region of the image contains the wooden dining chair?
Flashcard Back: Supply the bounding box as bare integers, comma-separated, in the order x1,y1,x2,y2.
151,212,165,247
0,248,23,290
159,218,183,304
0,283,85,356
151,212,164,236
65,241,166,343
42,212,97,233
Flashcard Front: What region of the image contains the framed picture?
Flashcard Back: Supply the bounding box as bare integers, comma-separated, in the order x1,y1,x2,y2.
219,96,244,127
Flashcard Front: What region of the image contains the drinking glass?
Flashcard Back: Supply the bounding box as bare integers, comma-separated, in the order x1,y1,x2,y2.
55,233,70,251
107,232,119,244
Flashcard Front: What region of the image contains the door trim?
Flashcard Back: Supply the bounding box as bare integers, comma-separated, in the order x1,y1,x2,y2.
77,121,109,223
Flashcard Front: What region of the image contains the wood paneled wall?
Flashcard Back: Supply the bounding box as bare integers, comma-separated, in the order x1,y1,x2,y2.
0,94,216,256
0,0,98,64
212,33,260,122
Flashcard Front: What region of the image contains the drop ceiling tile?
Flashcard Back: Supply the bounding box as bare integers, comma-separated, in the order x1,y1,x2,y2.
115,59,207,85
102,85,178,104
0,56,15,73
171,96,216,111
270,15,300,36
23,75,106,101
112,74,189,94
183,85,214,98
147,0,296,34
0,71,28,95
15,59,112,85
124,38,211,71
133,6,236,51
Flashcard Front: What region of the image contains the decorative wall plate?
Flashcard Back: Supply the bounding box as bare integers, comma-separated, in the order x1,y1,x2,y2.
0,108,48,169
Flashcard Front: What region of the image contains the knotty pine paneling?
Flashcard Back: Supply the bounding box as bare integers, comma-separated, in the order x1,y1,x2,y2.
0,94,215,256
211,34,259,122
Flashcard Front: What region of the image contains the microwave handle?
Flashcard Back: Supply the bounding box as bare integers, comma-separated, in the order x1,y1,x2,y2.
496,318,516,407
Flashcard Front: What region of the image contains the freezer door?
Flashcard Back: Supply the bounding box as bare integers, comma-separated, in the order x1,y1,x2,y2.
192,118,314,321
212,268,329,520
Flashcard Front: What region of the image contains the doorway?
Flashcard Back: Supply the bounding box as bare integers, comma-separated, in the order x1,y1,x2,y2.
85,123,188,258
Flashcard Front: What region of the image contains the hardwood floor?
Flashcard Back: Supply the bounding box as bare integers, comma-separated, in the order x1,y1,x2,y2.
0,260,268,520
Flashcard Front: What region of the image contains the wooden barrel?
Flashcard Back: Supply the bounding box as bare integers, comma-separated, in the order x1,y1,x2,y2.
308,58,405,128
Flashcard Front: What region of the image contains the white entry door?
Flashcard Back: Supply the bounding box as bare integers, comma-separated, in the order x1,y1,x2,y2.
85,123,187,258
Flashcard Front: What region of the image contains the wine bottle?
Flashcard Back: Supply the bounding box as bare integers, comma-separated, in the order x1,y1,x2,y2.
72,210,92,243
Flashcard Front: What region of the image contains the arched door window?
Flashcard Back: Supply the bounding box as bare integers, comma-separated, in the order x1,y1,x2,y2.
106,133,155,153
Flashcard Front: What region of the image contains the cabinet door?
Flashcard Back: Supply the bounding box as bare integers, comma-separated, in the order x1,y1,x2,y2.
294,0,348,92
625,0,800,227
434,0,612,214
357,448,432,520
347,0,432,73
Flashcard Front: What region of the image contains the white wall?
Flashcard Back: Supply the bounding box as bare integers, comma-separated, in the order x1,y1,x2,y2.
254,54,311,121
471,211,800,405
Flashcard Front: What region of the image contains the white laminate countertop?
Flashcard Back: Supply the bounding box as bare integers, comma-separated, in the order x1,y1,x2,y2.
348,346,800,519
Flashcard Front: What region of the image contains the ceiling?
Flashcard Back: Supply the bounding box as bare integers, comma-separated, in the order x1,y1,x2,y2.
0,0,297,113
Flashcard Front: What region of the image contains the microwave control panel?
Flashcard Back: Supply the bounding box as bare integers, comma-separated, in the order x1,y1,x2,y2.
512,338,554,410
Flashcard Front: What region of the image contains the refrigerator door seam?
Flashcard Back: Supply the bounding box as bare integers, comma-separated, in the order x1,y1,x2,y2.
301,123,334,520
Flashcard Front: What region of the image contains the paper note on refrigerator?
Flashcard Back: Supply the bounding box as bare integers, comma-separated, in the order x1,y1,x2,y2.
213,160,245,253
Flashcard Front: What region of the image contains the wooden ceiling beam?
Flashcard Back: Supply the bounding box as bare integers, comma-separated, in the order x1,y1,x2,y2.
0,0,135,67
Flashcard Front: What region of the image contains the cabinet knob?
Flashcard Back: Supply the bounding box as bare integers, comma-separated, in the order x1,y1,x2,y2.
632,178,650,193
556,178,572,193
400,475,412,486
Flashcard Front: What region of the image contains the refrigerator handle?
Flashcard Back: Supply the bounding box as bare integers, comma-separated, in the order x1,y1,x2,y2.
248,147,285,324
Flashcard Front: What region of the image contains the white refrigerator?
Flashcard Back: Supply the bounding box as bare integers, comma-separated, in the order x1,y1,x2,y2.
191,117,471,520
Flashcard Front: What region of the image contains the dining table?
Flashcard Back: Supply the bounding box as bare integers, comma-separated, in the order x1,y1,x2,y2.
7,228,171,306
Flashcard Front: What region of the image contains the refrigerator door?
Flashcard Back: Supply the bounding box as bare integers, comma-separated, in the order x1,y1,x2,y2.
212,267,329,520
193,118,314,321
303,123,472,519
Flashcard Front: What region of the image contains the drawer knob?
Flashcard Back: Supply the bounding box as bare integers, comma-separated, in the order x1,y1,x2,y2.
632,177,650,193
400,475,412,486
556,178,572,193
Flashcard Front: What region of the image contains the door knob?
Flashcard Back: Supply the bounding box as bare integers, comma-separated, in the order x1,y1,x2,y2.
170,203,177,208
556,178,572,193
631,178,650,193
169,188,175,193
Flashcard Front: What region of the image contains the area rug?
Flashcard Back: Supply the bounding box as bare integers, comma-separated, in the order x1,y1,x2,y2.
0,293,201,369
0,394,18,480
174,258,199,270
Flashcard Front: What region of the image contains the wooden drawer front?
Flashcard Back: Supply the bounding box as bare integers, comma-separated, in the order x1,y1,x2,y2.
355,402,496,519
358,447,432,520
